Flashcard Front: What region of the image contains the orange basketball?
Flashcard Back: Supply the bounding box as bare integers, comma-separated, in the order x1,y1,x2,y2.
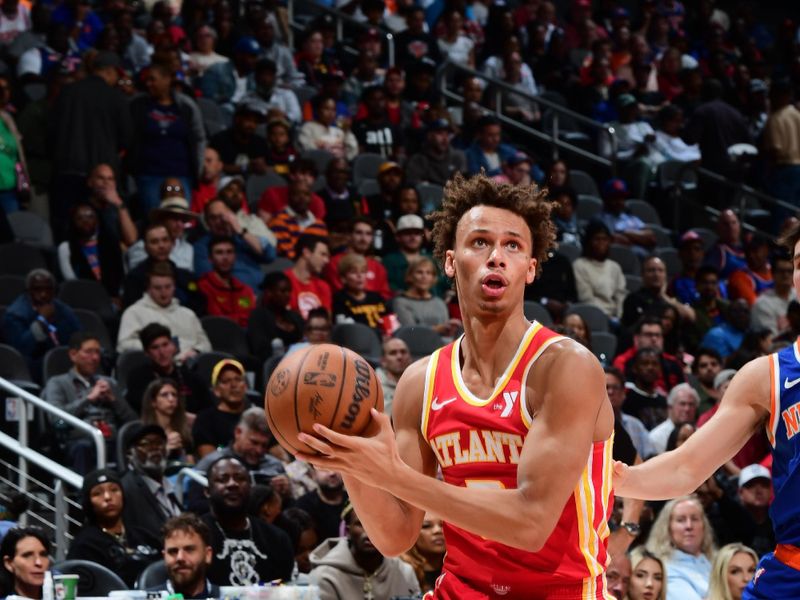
264,343,384,455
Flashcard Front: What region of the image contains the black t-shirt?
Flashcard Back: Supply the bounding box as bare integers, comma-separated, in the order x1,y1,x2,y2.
352,120,404,158
201,514,294,585
295,491,347,541
192,407,244,451
210,129,269,169
612,419,638,465
126,362,214,415
622,386,668,430
67,524,160,587
332,290,388,330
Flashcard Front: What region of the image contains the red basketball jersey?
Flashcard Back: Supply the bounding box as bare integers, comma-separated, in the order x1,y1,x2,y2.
421,321,614,600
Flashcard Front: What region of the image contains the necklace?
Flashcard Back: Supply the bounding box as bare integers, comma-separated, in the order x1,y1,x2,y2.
102,524,127,545
214,517,253,541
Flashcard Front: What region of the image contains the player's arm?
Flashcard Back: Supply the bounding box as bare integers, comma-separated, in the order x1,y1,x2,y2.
339,358,437,556
614,356,771,500
299,341,611,553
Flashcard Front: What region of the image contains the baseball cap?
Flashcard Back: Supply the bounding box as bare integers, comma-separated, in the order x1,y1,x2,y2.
211,358,246,387
123,423,167,452
738,464,771,488
616,93,637,109
378,161,402,175
713,368,737,390
150,196,197,221
750,79,768,94
234,36,261,55
236,97,269,118
426,118,452,134
507,152,532,167
679,230,703,246
602,178,629,200
396,214,425,232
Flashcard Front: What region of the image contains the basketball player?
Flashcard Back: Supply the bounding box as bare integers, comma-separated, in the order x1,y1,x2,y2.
297,174,616,599
614,224,800,600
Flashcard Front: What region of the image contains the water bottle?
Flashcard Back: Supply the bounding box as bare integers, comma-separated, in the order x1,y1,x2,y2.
374,229,383,251
42,571,53,600
271,338,285,357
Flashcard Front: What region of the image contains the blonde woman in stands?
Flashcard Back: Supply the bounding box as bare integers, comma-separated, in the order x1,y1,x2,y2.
706,543,758,600
627,546,667,600
394,257,461,338
645,495,716,600
140,378,194,463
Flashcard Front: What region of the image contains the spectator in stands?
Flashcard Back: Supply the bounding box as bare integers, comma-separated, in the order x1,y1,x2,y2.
563,313,591,348
686,266,729,349
332,253,389,331
17,23,77,82
217,178,276,245
317,158,358,232
296,466,347,543
210,99,269,177
623,256,695,329
343,43,383,105
264,118,298,177
690,347,723,415
297,95,358,161
752,254,796,335
705,209,746,280
125,323,213,416
384,215,431,293
242,59,301,126
83,164,138,249
613,316,685,393
51,51,132,234
188,25,228,77
44,331,136,473
129,61,206,213
309,503,420,598
724,327,772,371
121,423,182,539
437,9,475,67
254,19,303,88
763,78,800,210
197,36,259,113
281,508,318,578
140,378,193,463
197,236,256,327
123,222,204,312
700,298,750,359
57,201,124,300
626,547,666,600
192,359,250,458
598,178,657,259
195,199,276,291
128,191,196,271
394,257,459,336
622,347,668,430
257,158,324,223
547,159,570,188
727,234,773,306
363,161,403,227
191,148,224,214
3,268,81,380
295,29,336,90
0,0,30,47
405,118,467,187
376,337,411,418
399,513,445,593
573,220,627,321
706,544,758,600
670,231,706,304
203,457,294,584
395,6,441,69
150,514,219,599
352,86,404,160
648,383,699,455
606,551,632,600
524,246,579,324
0,75,27,214
324,218,391,299
285,234,332,320
645,496,715,600
268,181,329,260
495,51,540,126
735,465,775,558
247,272,304,362
684,78,751,180
606,366,653,459
465,116,517,177
502,152,543,186
68,468,159,586
0,527,50,600
654,104,701,163
118,262,211,356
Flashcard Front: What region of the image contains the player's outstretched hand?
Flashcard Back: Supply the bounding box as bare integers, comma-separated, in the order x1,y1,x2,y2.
295,409,401,488
612,460,629,495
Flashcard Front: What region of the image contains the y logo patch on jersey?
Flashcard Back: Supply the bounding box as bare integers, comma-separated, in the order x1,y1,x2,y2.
499,391,518,418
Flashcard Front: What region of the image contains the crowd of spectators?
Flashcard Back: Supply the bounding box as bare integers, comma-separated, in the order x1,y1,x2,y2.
0,0,798,597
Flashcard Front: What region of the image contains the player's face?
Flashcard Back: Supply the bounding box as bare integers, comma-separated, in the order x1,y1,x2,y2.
668,500,705,556
726,551,756,600
628,557,663,600
445,206,536,316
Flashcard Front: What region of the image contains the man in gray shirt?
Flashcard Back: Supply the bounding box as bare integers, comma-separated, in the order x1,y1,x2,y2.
43,331,137,474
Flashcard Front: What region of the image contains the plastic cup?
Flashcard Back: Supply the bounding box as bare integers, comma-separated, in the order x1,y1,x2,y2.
53,574,79,600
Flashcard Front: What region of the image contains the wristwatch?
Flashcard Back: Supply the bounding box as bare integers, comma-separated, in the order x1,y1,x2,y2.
620,522,641,536
240,227,248,236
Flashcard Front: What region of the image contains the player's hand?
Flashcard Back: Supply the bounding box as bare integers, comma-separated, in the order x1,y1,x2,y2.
295,409,401,487
612,460,629,495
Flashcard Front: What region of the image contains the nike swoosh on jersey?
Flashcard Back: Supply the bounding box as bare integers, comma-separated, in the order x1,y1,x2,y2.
431,396,457,411
785,377,800,389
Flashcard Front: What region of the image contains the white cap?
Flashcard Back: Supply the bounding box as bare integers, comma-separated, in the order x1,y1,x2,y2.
738,464,771,488
396,214,425,232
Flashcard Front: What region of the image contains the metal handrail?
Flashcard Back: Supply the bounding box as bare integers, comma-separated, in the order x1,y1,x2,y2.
437,61,618,170
0,431,83,489
288,0,395,67
175,467,208,506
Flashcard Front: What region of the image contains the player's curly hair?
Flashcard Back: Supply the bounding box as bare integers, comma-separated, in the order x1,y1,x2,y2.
430,173,556,277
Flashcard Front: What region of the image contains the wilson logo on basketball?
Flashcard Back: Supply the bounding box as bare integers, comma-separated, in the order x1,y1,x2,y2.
340,359,371,429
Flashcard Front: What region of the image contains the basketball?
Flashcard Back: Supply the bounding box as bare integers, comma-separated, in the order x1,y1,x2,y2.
264,343,384,455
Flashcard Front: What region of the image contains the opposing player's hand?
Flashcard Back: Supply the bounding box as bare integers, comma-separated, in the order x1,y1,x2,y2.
295,409,401,487
612,460,629,494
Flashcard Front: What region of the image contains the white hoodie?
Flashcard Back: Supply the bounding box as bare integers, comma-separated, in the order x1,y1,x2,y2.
116,293,211,354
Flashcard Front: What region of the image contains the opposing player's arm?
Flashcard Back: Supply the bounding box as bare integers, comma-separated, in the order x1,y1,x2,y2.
614,356,771,500
299,340,611,553
339,358,437,556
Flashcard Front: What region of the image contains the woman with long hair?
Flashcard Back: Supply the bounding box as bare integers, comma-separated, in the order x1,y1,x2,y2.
563,312,592,349
706,544,758,600
400,513,445,593
627,546,667,600
0,527,49,599
394,257,459,338
140,378,193,462
645,495,716,600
